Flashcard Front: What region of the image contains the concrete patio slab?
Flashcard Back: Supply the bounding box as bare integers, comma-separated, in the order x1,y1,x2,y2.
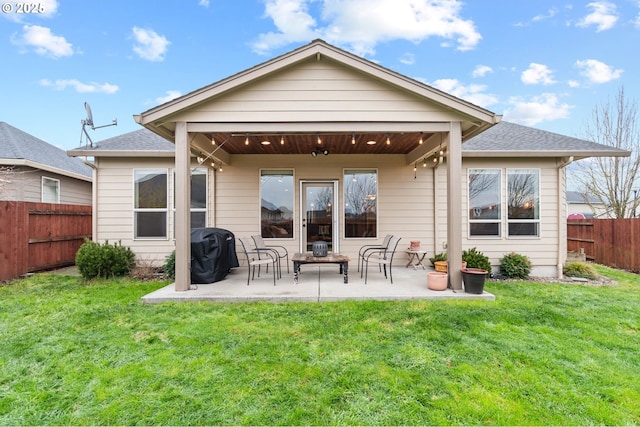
141,264,495,303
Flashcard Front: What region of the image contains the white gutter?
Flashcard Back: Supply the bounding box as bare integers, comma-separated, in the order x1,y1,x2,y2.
557,156,574,277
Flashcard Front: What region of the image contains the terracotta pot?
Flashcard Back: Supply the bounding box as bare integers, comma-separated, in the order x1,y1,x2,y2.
434,261,467,273
461,268,487,294
427,272,448,290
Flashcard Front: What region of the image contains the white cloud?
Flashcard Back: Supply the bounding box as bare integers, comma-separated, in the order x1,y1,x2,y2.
521,63,556,85
399,52,415,65
199,0,210,6
472,65,493,78
132,27,170,61
251,0,481,56
576,1,618,31
430,78,498,108
156,90,182,104
40,79,119,94
568,80,580,88
12,24,73,58
575,59,622,84
503,93,572,126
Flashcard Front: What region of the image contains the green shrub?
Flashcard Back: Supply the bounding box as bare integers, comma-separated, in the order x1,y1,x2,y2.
563,262,598,280
429,252,447,266
75,239,136,280
462,247,492,274
163,250,176,280
500,252,532,279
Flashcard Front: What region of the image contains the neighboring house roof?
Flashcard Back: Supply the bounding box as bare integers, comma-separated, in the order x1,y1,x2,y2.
0,121,92,180
68,128,176,157
566,191,604,205
463,121,630,159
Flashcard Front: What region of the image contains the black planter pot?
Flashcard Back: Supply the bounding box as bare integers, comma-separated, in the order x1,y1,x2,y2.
461,268,487,294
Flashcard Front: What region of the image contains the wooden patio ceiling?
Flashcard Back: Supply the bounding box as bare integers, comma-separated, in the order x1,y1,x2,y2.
208,132,438,155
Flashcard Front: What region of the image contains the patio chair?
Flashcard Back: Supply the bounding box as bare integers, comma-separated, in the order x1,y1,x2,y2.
251,234,289,278
237,237,278,286
363,236,402,284
357,234,393,273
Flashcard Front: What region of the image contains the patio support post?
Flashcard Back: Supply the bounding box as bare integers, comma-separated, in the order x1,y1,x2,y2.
446,122,463,291
174,121,191,291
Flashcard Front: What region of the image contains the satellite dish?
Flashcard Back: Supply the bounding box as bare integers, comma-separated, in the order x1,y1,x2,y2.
84,102,94,129
80,102,117,147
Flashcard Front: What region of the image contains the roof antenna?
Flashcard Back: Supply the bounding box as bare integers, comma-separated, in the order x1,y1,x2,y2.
80,102,117,147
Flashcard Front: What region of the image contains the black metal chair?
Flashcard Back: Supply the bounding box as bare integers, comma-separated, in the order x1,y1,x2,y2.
363,236,402,284
357,234,393,273
237,237,278,286
252,234,289,278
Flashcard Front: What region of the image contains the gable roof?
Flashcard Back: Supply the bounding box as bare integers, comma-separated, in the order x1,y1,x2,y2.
463,121,630,159
135,39,501,142
68,128,176,158
0,122,92,180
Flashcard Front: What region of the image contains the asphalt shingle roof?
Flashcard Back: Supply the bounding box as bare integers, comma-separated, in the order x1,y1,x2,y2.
463,121,628,155
0,122,92,178
85,128,175,151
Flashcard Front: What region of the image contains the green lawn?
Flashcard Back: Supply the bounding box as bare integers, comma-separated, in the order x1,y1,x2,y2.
1,266,639,426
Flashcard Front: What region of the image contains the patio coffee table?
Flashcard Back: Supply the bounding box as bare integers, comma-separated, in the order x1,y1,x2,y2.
292,252,350,284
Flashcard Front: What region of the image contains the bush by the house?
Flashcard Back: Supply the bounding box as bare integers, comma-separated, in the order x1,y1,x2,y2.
462,247,492,274
75,239,136,280
563,262,598,280
500,252,532,279
163,250,176,280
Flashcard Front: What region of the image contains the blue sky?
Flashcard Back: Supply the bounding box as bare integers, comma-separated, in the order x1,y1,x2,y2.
1,0,639,150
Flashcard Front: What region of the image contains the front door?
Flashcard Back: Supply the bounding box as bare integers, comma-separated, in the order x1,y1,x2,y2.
301,181,338,252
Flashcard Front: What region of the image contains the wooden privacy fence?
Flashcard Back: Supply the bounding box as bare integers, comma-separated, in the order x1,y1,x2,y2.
567,218,640,273
0,201,92,282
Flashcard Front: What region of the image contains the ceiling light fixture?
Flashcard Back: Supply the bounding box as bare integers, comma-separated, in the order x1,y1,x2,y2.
366,140,377,145
311,148,329,157
261,140,271,145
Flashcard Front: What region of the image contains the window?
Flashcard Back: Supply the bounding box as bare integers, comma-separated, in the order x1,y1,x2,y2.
134,169,168,239
508,169,540,237
468,169,501,237
190,168,208,228
42,177,60,203
344,169,377,238
260,170,293,238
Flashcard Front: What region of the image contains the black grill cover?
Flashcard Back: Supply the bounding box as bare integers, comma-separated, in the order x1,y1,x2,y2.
190,228,240,284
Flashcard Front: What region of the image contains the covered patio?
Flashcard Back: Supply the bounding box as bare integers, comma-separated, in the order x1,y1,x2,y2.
141,265,495,303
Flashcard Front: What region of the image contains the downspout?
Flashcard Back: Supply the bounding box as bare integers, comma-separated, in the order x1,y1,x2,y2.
557,156,574,277
81,157,98,242
432,154,443,258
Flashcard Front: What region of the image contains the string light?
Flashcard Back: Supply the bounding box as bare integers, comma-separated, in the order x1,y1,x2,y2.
245,134,249,146
280,135,285,145
211,133,216,145
419,133,423,145
351,133,356,145
386,135,391,145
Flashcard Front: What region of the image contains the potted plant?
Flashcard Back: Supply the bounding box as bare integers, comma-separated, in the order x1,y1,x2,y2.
429,252,467,273
460,247,491,294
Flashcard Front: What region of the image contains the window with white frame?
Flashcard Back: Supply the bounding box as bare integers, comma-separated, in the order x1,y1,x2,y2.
344,169,378,238
468,169,501,237
134,169,168,239
260,170,293,238
42,177,60,203
507,168,540,237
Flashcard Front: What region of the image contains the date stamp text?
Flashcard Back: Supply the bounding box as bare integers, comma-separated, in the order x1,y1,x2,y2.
2,3,46,14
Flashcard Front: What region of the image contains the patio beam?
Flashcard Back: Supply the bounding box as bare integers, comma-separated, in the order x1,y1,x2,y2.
447,122,463,291
174,122,191,292
186,122,452,133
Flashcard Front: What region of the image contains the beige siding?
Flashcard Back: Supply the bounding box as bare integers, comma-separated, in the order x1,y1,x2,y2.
439,157,563,276
0,166,91,205
96,154,566,276
171,57,464,124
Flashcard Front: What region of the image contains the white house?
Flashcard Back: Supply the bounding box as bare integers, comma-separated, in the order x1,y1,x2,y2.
68,40,629,291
